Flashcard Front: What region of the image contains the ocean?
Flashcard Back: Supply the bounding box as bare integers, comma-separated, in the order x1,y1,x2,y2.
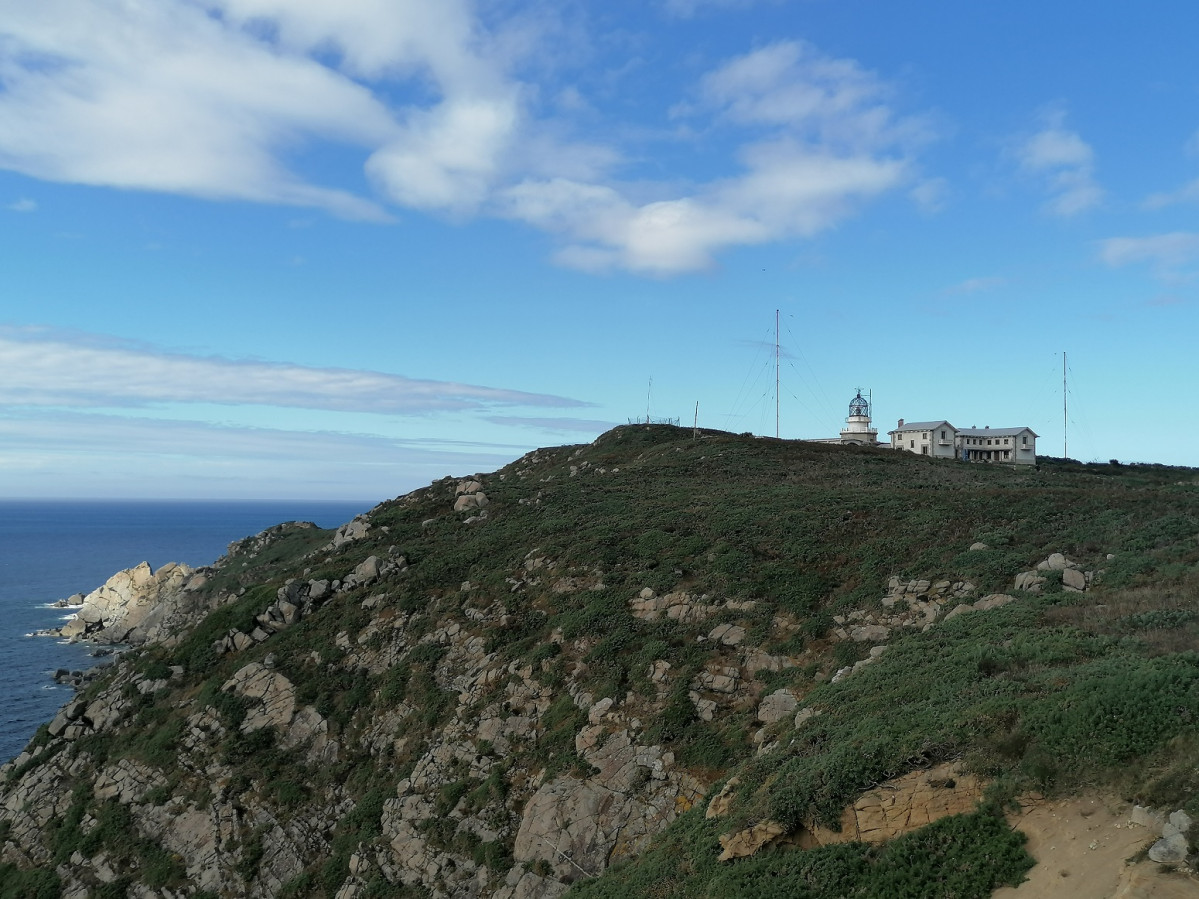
0,499,373,765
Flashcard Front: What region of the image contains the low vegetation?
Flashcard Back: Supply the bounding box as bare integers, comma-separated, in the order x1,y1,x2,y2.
3,425,1197,897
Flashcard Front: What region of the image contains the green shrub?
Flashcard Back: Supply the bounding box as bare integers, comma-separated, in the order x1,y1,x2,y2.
0,864,60,899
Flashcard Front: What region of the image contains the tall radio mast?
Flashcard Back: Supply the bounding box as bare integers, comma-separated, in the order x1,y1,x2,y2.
1062,352,1067,458
775,308,780,439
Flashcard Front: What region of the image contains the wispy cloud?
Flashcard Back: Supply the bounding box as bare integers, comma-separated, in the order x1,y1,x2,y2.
1098,232,1199,283
0,409,525,499
943,276,1006,295
5,198,37,212
1143,178,1199,210
910,178,948,213
0,2,399,219
0,326,585,413
1015,111,1103,216
1099,233,1199,267
501,41,925,274
485,415,617,433
0,8,930,276
660,0,778,18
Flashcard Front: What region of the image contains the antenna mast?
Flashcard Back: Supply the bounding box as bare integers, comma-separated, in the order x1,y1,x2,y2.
1062,353,1067,458
646,377,653,425
775,308,780,439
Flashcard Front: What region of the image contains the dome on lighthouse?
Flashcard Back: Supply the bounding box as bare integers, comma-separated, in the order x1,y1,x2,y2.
839,389,878,445
848,391,870,418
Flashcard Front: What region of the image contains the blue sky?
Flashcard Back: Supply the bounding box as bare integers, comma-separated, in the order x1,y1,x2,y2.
3,1,1199,500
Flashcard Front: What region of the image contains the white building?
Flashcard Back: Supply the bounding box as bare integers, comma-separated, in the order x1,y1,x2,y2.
956,427,1037,464
888,419,958,459
887,419,1038,465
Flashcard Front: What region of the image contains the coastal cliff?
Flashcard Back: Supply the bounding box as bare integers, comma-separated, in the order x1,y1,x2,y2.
2,426,1197,898
50,561,202,646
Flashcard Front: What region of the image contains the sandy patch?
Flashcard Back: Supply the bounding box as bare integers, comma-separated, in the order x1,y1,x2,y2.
994,795,1198,899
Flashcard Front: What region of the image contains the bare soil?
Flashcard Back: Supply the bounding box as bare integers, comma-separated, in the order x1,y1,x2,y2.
993,795,1198,898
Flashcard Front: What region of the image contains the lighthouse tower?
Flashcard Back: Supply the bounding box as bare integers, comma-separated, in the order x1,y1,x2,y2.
839,390,878,445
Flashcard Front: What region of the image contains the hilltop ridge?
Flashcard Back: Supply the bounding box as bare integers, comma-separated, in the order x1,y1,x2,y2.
2,425,1198,898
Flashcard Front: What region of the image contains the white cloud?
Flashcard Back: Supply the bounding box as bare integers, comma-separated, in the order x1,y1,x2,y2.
0,327,584,413
485,415,617,433
499,41,920,274
1143,178,1199,210
0,409,525,499
1015,112,1103,216
1099,233,1199,270
0,1,397,218
0,8,928,274
367,92,522,215
6,198,37,212
910,178,948,213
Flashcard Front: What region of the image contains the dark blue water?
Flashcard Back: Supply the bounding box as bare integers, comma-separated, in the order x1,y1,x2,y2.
0,500,372,764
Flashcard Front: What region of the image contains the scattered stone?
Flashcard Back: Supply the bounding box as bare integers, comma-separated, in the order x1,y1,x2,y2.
708,624,746,647
328,515,370,549
1014,571,1047,592
756,690,798,725
705,778,740,820
794,707,822,728
1148,833,1189,865
849,624,890,643
1164,809,1193,839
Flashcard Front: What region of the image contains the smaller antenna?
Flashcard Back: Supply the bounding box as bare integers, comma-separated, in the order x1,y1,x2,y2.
693,401,699,439
1062,352,1067,458
646,377,653,424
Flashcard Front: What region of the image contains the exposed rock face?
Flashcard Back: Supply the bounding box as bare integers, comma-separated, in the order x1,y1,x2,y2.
0,452,1159,899
718,820,787,861
629,588,756,623
716,762,987,860
756,689,798,724
514,717,706,883
55,561,197,644
222,662,337,761
328,514,370,549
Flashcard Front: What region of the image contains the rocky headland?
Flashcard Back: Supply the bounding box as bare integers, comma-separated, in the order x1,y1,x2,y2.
2,427,1197,898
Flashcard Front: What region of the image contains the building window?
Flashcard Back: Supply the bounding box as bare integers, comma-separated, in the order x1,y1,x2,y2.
921,446,928,455
940,429,946,439
1022,436,1028,445
910,440,914,448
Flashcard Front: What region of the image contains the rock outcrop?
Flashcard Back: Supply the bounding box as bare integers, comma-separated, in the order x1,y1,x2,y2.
53,561,199,645
0,431,1190,899
716,762,987,860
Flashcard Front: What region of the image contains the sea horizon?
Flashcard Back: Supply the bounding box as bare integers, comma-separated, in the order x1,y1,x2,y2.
0,498,375,764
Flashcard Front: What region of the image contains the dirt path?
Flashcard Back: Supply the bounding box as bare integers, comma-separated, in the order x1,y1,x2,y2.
993,796,1198,898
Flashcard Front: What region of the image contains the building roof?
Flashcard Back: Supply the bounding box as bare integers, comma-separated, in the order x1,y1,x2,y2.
957,427,1038,438
889,420,954,433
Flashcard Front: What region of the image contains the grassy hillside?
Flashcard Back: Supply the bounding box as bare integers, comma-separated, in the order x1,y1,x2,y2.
2,425,1197,898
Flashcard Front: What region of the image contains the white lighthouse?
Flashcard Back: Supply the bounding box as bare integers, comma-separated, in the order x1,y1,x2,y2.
839,390,878,445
